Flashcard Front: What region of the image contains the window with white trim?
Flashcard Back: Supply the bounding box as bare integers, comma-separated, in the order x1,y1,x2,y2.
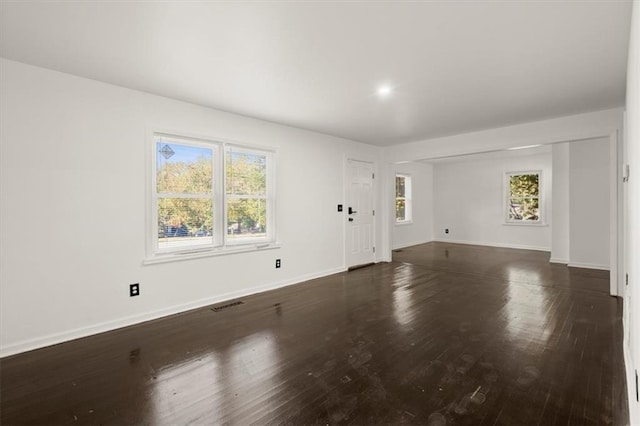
395,174,412,223
505,171,541,223
152,133,274,256
225,146,269,244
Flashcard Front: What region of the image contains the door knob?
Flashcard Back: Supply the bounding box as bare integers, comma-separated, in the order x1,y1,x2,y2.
348,207,357,215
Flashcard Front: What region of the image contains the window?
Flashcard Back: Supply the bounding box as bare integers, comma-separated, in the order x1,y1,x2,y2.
151,133,274,257
155,139,217,251
225,146,268,244
395,174,412,223
505,171,541,223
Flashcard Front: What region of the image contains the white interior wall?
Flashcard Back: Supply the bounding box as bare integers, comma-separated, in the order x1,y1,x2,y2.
432,152,552,251
0,59,382,357
391,162,434,249
384,108,624,163
623,1,639,423
568,138,611,269
551,143,570,263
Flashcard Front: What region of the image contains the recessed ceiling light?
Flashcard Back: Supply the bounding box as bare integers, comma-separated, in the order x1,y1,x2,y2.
377,85,393,97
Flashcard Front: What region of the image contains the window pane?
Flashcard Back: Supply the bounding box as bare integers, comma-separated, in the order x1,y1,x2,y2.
226,151,267,196
509,174,539,198
227,198,267,240
509,198,539,221
157,142,213,194
396,176,405,198
396,198,406,221
158,198,213,249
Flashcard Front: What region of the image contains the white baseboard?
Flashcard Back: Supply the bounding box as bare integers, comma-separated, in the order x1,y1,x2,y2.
0,266,346,358
435,238,551,252
392,239,433,250
549,257,569,264
567,262,610,271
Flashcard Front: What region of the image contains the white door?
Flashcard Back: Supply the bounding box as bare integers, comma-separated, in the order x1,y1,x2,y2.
346,159,375,268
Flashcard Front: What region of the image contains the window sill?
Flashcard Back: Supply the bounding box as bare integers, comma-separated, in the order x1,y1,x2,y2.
143,243,281,265
502,222,548,227
395,220,413,226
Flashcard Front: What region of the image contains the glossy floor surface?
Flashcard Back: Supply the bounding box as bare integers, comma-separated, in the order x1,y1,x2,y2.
1,243,628,425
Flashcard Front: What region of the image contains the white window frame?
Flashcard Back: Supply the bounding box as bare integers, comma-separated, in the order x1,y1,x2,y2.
395,173,413,224
146,131,277,263
224,144,275,246
504,170,543,225
152,135,221,253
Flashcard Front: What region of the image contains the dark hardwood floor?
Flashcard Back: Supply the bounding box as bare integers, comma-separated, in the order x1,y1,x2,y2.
0,242,628,425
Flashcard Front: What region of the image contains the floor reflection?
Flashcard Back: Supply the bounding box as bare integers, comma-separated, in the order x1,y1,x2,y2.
504,266,556,347
392,265,416,327
149,353,220,424
223,332,279,424
149,331,278,424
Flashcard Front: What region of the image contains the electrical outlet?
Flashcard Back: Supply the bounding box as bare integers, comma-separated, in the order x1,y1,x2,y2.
130,283,140,297
275,259,281,269
445,228,449,234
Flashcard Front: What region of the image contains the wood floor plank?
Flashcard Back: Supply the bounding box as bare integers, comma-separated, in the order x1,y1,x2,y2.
0,242,629,425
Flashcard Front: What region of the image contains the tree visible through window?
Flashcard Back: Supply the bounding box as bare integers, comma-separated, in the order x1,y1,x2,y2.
506,172,540,222
226,148,268,241
156,142,214,250
396,174,412,223
153,134,273,255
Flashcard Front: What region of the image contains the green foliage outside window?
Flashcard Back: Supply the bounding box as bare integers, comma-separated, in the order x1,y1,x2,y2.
396,176,406,221
226,151,267,237
508,173,540,221
157,149,213,238
155,142,269,247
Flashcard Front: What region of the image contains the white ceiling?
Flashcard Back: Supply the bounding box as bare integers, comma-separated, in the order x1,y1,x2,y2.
0,1,633,146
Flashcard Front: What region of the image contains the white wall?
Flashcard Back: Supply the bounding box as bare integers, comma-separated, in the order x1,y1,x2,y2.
0,59,383,356
624,1,639,424
568,138,611,269
391,162,433,249
384,108,624,164
432,151,552,251
551,143,570,263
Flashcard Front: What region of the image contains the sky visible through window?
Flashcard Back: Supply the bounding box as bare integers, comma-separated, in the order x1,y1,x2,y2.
157,142,212,168
156,142,265,170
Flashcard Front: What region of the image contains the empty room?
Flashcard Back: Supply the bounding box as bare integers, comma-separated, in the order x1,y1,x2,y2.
1,1,639,425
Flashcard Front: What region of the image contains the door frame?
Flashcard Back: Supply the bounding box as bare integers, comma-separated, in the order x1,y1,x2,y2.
344,157,378,269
